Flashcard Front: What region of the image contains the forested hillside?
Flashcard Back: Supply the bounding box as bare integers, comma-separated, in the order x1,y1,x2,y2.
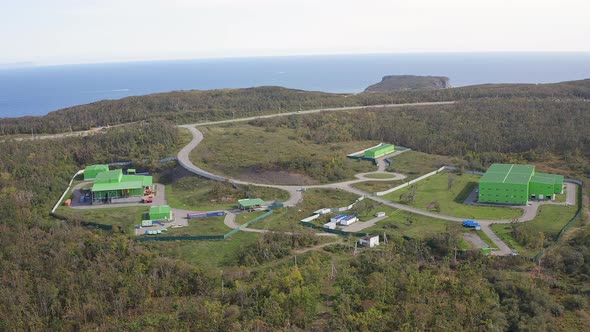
1,80,589,135
248,97,590,176
0,81,589,330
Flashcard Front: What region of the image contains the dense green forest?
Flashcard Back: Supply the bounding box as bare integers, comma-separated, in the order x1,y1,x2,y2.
247,97,590,176
1,79,589,135
1,82,589,330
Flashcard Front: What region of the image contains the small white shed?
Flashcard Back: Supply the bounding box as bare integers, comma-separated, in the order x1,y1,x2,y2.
323,222,337,230
359,235,380,248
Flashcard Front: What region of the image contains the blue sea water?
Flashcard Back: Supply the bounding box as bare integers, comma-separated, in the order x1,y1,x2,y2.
0,52,589,118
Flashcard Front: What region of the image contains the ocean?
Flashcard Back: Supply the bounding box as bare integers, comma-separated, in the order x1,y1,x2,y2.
0,52,589,118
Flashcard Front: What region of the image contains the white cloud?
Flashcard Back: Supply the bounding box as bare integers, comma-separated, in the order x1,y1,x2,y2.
0,0,588,64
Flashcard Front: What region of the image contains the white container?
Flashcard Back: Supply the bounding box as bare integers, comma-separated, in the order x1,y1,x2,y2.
323,222,337,230
339,215,358,226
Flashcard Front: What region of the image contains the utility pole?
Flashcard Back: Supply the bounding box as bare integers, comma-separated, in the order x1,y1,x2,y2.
221,272,225,297
330,262,336,280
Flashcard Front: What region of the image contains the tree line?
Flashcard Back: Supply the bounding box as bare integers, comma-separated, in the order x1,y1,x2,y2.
1,79,589,135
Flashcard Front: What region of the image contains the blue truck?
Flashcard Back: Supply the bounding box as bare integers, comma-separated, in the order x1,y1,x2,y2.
462,220,481,230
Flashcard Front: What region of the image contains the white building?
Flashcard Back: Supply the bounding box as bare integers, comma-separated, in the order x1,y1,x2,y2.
375,212,386,217
314,208,332,215
359,235,380,248
330,214,347,223
339,215,358,226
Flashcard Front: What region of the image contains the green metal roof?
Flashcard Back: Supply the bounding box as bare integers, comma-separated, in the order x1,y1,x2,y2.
92,172,153,192
150,205,171,214
480,163,534,185
94,169,123,183
365,143,394,153
531,172,563,185
91,181,144,192
238,198,266,207
121,175,152,187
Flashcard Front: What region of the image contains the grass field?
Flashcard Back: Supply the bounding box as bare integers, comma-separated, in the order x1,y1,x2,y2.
476,230,498,248
490,224,528,255
491,202,578,256
165,173,289,211
364,173,399,179
146,232,261,269
233,210,269,226
350,180,404,193
56,206,148,234
160,216,231,236
384,172,523,220
250,189,360,232
191,124,378,184
387,150,457,180
355,203,454,238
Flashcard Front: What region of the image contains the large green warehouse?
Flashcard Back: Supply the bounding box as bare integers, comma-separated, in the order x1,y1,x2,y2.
364,143,395,159
91,169,153,203
478,164,564,205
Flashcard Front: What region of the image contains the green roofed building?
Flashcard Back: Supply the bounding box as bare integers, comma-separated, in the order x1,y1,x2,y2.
84,164,109,180
238,198,266,209
91,169,153,203
149,205,172,221
364,143,395,159
478,164,564,205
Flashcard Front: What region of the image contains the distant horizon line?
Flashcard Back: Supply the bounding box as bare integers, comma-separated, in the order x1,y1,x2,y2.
2,50,590,69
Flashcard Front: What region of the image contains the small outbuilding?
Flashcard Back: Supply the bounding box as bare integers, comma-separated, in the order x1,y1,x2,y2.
238,198,266,210
323,222,337,230
359,235,380,248
149,205,172,221
84,164,109,180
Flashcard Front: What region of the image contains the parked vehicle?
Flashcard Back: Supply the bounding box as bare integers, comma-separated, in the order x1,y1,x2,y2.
462,220,481,230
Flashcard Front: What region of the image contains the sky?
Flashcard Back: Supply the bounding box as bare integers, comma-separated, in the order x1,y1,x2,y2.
1,0,589,65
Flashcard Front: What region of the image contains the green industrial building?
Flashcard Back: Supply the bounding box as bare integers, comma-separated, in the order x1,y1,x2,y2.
364,143,395,159
91,169,153,202
149,205,172,221
478,164,564,205
83,164,109,180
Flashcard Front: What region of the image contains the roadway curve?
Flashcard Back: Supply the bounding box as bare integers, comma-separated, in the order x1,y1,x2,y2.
176,101,578,256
